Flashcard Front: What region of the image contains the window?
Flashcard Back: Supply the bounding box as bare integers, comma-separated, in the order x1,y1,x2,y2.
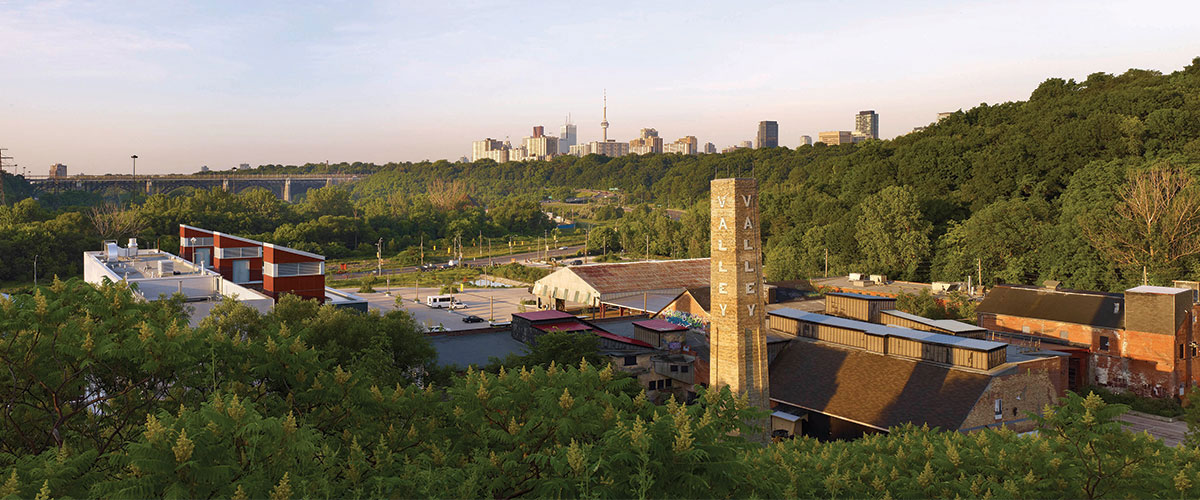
217,246,262,259
264,261,324,278
994,399,1003,420
670,365,679,372
1099,336,1110,352
623,356,637,366
665,378,672,388
648,381,656,391
181,236,213,247
1013,407,1018,417
681,365,689,373
1182,344,1187,360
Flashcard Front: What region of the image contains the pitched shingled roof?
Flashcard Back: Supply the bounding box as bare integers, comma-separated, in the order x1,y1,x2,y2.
769,340,993,431
976,285,1125,329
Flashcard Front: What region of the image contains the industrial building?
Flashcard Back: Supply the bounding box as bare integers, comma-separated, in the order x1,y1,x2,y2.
82,225,366,325
977,282,1200,398
766,309,1066,440
530,258,710,316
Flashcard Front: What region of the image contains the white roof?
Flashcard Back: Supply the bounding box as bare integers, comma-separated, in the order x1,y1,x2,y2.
1126,285,1190,295
261,242,325,261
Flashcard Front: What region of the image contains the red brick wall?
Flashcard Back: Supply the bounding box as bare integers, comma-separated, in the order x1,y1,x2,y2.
212,234,263,283
979,312,1183,398
264,274,325,303
178,226,212,263
960,363,1060,433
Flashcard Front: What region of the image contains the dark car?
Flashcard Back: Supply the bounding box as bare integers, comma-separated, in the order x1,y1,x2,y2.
462,315,486,323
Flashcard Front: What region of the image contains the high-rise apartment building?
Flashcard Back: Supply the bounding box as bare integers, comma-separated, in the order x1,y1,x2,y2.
756,121,779,149
739,140,753,149
937,112,953,121
855,110,879,140
49,163,67,177
663,136,698,154
818,131,854,146
559,117,577,154
703,142,717,154
629,128,663,154
523,126,559,159
472,138,510,162
799,135,812,147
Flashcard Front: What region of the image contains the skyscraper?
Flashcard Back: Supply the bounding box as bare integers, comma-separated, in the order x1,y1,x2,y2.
559,116,577,154
523,126,559,159
799,135,812,146
703,142,717,154
855,110,879,140
756,121,778,149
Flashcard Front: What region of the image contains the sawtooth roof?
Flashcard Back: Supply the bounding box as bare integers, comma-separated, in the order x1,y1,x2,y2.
976,285,1125,330
769,340,993,431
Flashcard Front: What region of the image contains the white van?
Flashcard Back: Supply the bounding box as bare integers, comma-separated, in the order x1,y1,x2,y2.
426,295,462,309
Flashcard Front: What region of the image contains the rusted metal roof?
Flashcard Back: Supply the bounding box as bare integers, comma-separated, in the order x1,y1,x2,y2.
569,258,710,295
513,310,575,322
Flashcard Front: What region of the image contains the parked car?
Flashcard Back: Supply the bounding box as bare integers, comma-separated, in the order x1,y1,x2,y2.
569,260,583,266
462,315,486,323
427,324,447,333
558,246,568,250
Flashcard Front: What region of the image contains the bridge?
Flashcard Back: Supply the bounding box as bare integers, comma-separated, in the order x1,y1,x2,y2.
24,174,362,202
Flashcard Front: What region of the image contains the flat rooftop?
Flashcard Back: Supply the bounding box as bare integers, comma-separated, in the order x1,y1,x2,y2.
85,249,207,281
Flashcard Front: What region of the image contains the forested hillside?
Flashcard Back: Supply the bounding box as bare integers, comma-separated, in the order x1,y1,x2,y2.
279,58,1200,291
3,58,1200,291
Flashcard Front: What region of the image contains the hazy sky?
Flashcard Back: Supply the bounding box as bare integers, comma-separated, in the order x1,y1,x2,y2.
1,0,1198,175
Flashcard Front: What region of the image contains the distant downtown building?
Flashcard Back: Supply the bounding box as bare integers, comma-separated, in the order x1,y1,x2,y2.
472,138,509,163
49,163,67,177
629,128,663,154
855,110,879,140
663,136,698,154
703,142,717,154
756,121,779,149
938,112,953,121
559,117,577,154
818,131,854,146
523,126,559,160
799,135,813,146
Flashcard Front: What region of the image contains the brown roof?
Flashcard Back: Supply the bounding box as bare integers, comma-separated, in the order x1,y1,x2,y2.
769,340,992,431
976,285,1125,329
570,258,710,295
684,286,711,311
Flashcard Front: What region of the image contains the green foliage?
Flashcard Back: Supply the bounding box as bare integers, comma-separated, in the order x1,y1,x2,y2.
357,275,377,293
855,185,932,281
486,331,602,370
1082,384,1184,418
895,289,948,320
482,262,551,284
9,280,1200,497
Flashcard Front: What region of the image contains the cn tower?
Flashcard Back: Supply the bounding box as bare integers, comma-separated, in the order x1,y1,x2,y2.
600,90,609,142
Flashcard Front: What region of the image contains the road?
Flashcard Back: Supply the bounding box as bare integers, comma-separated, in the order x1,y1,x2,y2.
331,244,586,280
1118,411,1186,447
344,287,536,332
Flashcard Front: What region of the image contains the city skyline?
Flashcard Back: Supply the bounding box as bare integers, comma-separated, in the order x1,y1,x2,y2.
1,0,1198,174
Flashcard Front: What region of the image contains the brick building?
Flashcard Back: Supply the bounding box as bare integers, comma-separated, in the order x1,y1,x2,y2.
767,309,1066,440
977,283,1199,398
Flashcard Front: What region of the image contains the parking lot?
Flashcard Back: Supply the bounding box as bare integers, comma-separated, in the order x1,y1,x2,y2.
337,286,539,332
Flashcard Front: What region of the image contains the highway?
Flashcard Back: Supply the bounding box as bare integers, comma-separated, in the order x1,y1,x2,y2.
330,244,587,281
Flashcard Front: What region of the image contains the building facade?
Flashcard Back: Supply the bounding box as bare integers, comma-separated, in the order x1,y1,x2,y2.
663,136,698,154
559,120,577,153
472,138,509,162
629,128,663,154
49,163,67,177
977,283,1200,398
818,131,854,146
855,110,879,139
756,121,779,149
799,135,812,146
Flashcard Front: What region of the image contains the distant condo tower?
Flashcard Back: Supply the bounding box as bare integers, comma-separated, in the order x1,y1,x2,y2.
855,110,879,140
799,135,813,146
600,90,610,142
756,121,778,149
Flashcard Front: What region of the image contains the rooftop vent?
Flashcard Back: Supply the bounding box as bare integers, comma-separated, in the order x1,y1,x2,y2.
848,273,863,281
1043,280,1061,291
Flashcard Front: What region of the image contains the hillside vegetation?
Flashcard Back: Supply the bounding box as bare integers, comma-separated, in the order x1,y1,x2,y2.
4,58,1200,291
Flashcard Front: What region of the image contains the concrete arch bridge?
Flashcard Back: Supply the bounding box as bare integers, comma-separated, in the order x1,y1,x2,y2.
25,174,361,201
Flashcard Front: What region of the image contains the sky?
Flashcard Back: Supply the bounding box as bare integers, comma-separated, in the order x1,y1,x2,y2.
0,0,1198,175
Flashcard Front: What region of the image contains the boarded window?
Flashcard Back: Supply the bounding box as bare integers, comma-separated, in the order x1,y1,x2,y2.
623,356,637,366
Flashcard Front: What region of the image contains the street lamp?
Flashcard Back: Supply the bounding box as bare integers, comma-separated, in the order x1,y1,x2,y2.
131,155,138,176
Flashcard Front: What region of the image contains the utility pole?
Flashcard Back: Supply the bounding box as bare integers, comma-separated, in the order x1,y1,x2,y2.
824,248,829,278
131,155,138,176
1144,265,1149,286
420,235,424,268
488,238,493,267
0,148,12,206
977,258,983,291
376,238,383,276
33,254,38,287
645,234,650,262
490,296,494,322
585,226,590,262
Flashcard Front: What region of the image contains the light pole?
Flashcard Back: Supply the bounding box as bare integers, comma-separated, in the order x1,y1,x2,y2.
33,254,38,287
131,155,138,176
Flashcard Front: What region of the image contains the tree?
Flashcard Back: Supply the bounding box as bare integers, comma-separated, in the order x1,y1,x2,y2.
88,202,147,240
1085,162,1200,283
854,185,931,281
